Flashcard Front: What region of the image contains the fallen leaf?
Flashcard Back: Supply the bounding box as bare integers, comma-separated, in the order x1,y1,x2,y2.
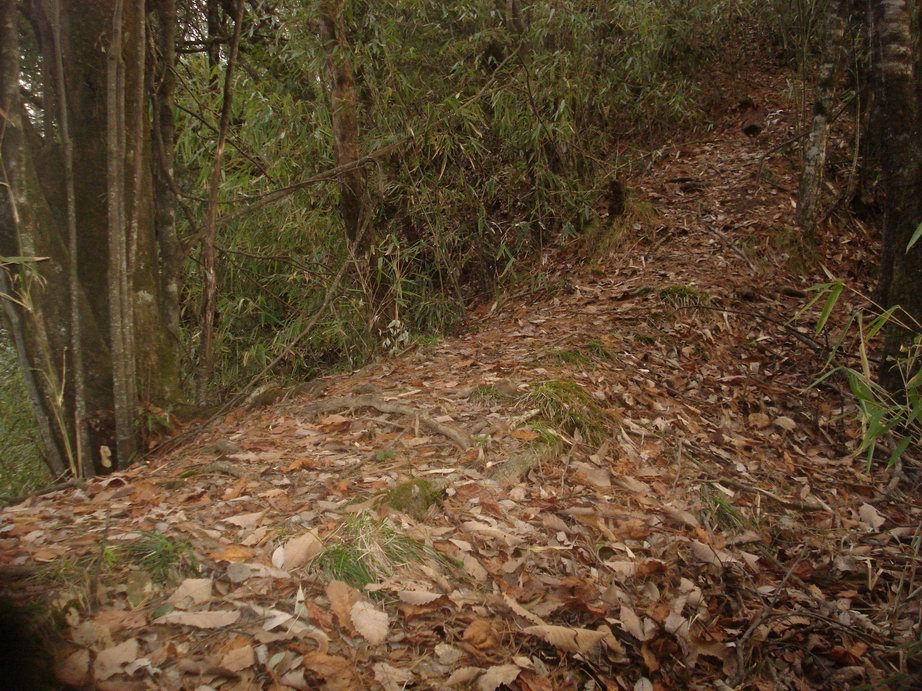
168,578,213,609
326,580,360,630
523,625,606,654
154,610,240,629
93,639,139,681
351,600,389,645
273,529,323,570
220,643,255,672
373,661,414,691
478,663,521,691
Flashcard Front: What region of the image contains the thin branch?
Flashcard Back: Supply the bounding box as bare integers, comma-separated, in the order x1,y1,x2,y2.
198,0,244,397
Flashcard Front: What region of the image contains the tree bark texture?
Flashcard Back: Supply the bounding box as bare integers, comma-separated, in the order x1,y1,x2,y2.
871,0,922,392
2,0,182,474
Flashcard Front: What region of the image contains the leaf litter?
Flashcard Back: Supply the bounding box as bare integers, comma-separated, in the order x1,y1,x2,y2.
1,64,920,690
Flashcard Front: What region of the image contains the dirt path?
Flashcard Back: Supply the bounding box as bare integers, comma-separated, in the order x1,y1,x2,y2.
2,70,919,690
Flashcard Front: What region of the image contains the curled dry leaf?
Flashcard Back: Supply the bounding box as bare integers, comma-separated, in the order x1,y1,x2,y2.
463,618,500,650
351,600,389,645
273,529,323,570
523,625,606,655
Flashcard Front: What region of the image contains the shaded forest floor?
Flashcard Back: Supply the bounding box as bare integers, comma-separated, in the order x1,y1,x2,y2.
2,63,921,690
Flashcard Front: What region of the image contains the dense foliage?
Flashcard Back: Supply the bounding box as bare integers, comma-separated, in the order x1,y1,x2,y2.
175,0,753,392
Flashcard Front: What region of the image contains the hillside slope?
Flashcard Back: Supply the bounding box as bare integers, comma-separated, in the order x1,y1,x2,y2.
1,66,919,690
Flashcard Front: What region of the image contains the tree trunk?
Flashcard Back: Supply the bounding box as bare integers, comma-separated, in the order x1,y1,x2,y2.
2,0,182,474
797,0,847,240
871,0,921,392
150,0,183,403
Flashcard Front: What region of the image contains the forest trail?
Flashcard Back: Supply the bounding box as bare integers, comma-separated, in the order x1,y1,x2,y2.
2,66,918,690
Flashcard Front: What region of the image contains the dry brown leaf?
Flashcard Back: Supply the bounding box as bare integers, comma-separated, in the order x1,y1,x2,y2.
326,579,360,630
154,609,240,629
272,529,323,570
373,661,414,691
93,638,139,681
167,578,213,609
220,643,256,672
445,666,484,686
477,663,521,691
350,600,389,645
397,589,443,605
463,618,500,650
523,624,606,654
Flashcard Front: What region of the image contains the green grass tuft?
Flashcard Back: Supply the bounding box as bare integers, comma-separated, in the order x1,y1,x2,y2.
522,380,611,445
659,284,711,307
314,513,436,588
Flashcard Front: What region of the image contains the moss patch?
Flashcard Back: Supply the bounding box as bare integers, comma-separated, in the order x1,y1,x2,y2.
385,479,444,519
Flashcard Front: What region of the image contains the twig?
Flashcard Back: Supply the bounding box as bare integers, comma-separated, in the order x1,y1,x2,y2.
302,395,473,450
733,545,805,686
0,479,86,507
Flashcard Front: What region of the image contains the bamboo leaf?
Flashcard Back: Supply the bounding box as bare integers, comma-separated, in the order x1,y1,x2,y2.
887,436,912,467
907,221,922,252
815,282,843,334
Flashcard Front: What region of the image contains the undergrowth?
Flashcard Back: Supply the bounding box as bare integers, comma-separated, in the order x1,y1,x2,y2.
522,379,611,445
314,512,443,588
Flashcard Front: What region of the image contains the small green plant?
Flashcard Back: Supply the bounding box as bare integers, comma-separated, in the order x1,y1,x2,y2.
699,485,749,530
384,479,444,519
799,280,921,469
585,338,616,361
659,284,711,307
314,513,435,587
522,420,564,451
548,349,591,366
372,449,397,462
123,531,199,585
522,380,611,444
